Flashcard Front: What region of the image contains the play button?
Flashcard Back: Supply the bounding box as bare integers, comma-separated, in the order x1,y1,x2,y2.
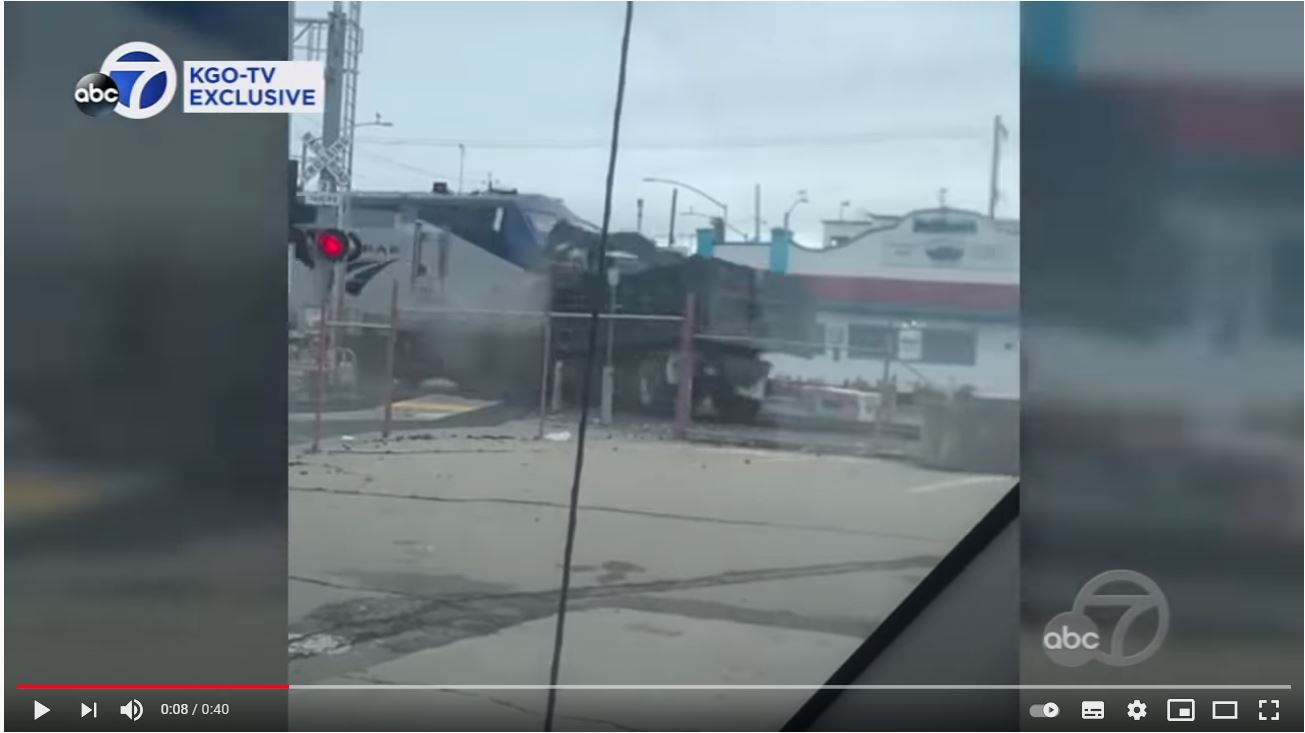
34,700,50,720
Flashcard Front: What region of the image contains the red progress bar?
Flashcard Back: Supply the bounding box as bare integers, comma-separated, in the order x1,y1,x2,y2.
17,684,289,690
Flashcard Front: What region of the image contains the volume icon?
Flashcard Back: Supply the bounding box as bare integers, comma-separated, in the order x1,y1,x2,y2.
120,699,143,721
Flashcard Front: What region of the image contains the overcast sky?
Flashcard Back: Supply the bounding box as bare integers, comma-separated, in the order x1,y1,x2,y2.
293,1,1019,245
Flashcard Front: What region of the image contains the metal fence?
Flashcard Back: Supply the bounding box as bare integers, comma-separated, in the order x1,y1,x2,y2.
296,286,1005,461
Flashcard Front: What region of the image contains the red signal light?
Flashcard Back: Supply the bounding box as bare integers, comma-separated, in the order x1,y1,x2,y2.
316,230,347,261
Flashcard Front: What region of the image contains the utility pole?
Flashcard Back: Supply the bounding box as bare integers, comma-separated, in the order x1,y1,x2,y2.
753,184,761,242
321,3,348,361
320,4,346,195
988,114,1007,218
636,198,644,234
667,188,678,247
457,143,466,194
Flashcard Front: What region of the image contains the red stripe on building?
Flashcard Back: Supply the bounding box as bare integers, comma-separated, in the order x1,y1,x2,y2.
1110,81,1303,156
796,274,1019,313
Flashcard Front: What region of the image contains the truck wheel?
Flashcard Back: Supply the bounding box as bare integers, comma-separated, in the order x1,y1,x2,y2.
715,392,761,423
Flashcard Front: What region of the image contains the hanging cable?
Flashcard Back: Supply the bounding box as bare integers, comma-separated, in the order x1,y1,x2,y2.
543,2,635,730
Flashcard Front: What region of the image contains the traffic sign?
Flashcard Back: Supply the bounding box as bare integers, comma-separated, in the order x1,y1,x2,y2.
304,191,342,207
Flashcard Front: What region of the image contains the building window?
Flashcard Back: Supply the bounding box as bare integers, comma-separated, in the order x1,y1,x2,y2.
913,216,978,234
847,324,896,360
811,322,827,353
921,328,977,365
1268,235,1302,338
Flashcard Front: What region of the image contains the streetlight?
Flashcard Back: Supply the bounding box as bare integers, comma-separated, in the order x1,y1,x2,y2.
642,176,729,227
680,209,749,240
353,112,393,129
457,143,466,194
782,190,809,231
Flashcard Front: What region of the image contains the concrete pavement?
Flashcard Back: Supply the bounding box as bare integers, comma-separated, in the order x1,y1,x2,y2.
289,418,1013,729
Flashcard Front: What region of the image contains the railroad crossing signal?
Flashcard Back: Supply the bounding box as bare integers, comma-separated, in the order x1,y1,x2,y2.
290,226,362,267
300,133,351,191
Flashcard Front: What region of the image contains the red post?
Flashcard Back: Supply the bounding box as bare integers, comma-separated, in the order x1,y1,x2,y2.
673,293,697,438
310,293,330,453
380,281,400,440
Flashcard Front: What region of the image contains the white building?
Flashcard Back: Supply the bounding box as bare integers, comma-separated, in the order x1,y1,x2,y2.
712,207,1020,399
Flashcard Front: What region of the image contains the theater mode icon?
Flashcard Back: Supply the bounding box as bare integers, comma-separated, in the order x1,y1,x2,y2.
1211,701,1238,720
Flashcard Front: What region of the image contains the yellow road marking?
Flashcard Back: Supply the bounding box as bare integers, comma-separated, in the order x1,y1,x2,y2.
5,479,102,517
392,401,480,414
908,475,1006,494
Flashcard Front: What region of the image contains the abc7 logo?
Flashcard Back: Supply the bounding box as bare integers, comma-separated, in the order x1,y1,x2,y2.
75,73,120,117
1043,569,1169,667
74,42,177,119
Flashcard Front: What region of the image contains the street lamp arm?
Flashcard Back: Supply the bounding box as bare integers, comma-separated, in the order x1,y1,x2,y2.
642,177,728,214
679,211,749,239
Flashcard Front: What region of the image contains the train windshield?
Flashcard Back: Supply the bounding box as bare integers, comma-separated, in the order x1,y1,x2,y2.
414,195,595,266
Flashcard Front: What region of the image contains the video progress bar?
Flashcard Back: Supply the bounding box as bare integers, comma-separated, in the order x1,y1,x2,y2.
17,685,287,690
18,684,1293,691
289,684,1294,691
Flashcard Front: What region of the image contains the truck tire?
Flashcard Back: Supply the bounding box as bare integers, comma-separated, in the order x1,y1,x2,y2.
714,391,761,424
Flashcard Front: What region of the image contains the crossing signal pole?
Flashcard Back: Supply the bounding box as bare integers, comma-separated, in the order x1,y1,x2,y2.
294,1,363,365
988,114,1009,218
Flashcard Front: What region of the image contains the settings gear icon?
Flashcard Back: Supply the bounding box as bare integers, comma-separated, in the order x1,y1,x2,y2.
1126,700,1148,720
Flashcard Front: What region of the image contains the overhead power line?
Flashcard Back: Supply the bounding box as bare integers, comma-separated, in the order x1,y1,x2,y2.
353,148,461,182
354,126,1010,151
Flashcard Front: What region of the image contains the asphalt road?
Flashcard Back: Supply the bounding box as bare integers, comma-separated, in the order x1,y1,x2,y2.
288,416,1013,730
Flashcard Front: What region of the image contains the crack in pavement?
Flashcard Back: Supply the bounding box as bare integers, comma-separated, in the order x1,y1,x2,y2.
289,554,936,663
604,595,876,639
291,574,409,597
289,484,946,544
